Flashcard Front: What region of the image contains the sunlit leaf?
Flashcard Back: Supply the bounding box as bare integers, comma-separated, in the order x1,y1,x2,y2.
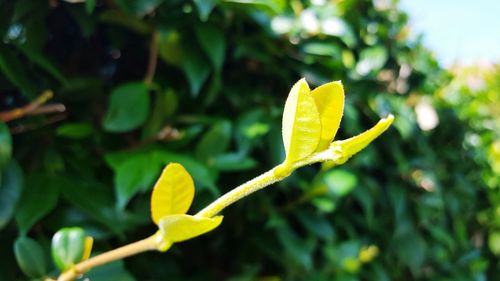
333,114,394,163
282,79,321,163
311,81,344,151
151,163,195,225
158,214,223,243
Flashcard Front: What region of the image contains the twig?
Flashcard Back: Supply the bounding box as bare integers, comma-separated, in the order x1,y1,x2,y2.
144,31,159,85
9,114,67,134
0,90,55,122
27,104,66,115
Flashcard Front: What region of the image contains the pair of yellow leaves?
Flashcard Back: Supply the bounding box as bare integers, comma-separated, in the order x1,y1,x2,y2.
149,78,394,251
281,78,393,166
150,163,222,251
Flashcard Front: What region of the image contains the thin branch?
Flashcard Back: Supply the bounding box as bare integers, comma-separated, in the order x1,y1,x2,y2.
27,103,66,115
57,235,159,281
144,31,159,85
9,114,67,134
0,90,55,122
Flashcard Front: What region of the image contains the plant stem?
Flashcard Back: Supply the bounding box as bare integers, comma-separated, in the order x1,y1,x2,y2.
196,147,341,218
56,234,159,281
144,31,159,85
56,146,342,281
196,169,283,218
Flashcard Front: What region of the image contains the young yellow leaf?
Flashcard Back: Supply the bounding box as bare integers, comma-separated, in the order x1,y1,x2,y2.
311,81,344,151
333,114,394,164
282,78,321,163
151,163,195,225
158,214,223,243
81,236,93,261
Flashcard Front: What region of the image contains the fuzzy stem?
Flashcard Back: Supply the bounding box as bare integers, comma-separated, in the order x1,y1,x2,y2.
56,146,342,281
56,234,159,281
196,146,341,218
195,169,283,218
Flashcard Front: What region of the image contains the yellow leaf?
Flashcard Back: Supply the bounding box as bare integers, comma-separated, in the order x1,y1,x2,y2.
282,78,321,163
311,81,344,151
151,163,195,225
333,114,394,164
81,236,93,261
158,214,223,243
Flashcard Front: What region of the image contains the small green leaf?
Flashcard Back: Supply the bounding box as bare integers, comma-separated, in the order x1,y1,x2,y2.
103,82,150,132
355,46,388,76
86,0,96,13
193,0,217,21
212,153,257,171
99,10,153,34
0,122,13,170
114,154,162,209
0,46,37,98
16,174,59,234
196,120,232,164
488,232,500,255
56,122,94,139
14,237,47,278
181,44,211,97
0,161,23,229
115,0,165,17
195,25,225,72
323,169,358,197
51,227,86,271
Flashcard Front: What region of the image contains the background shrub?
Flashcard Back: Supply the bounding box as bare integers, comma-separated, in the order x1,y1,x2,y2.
0,0,497,280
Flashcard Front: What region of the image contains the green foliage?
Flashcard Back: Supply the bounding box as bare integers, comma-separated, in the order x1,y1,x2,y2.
0,0,496,280
14,236,47,278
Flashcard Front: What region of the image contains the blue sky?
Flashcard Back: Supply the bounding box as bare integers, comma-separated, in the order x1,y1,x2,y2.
399,0,500,67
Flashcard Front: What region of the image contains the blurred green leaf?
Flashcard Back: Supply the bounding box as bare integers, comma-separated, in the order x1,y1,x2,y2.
0,46,37,98
0,161,23,229
196,25,226,72
115,0,165,16
14,237,47,278
103,82,150,132
323,169,358,197
488,232,500,255
196,120,232,164
393,229,426,275
276,225,314,270
114,153,162,209
56,123,94,139
212,153,257,171
193,0,217,21
99,10,153,34
0,122,12,170
355,46,388,76
181,44,212,97
15,174,59,234
16,45,66,84
86,0,96,13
